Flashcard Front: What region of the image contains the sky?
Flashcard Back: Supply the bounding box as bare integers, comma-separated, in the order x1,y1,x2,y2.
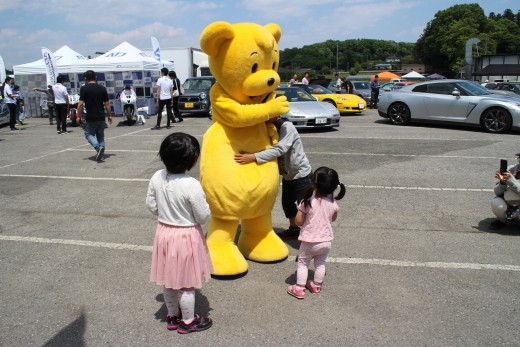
0,0,517,69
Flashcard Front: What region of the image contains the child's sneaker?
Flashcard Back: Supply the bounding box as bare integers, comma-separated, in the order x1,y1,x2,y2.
166,314,181,330
177,314,213,334
306,280,321,294
287,285,305,299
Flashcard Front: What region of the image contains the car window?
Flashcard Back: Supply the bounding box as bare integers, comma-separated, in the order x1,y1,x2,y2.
412,85,427,93
427,83,457,95
275,88,314,102
354,82,370,89
455,81,490,96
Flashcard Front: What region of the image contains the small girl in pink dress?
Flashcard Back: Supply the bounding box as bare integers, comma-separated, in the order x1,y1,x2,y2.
146,132,213,334
287,167,346,299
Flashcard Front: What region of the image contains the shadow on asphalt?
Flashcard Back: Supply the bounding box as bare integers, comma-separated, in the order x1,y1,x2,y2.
475,217,520,236
42,308,86,347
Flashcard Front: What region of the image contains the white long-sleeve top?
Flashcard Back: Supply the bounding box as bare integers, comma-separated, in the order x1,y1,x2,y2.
146,169,210,226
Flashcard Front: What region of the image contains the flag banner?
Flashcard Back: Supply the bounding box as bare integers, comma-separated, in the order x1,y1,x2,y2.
41,47,58,86
151,37,162,68
0,55,5,83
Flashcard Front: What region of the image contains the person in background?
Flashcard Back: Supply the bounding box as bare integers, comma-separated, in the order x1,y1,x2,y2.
34,85,55,125
77,70,113,162
146,132,213,334
2,77,19,131
234,116,312,240
370,74,380,109
169,71,183,123
288,74,298,86
152,67,174,130
490,152,520,229
53,75,70,134
121,84,136,98
13,85,25,126
302,72,310,85
334,74,342,93
286,166,346,299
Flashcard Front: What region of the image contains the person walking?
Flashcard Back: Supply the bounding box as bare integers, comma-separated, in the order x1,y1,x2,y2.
53,75,70,134
152,67,174,130
169,71,183,123
234,116,312,239
34,85,55,125
76,70,113,162
334,74,342,93
146,132,213,334
286,166,346,299
2,77,20,131
370,74,380,109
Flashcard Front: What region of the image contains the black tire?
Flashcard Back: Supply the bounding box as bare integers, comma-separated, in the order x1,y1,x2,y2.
480,107,512,134
323,99,337,108
124,108,135,125
388,102,411,125
70,109,77,127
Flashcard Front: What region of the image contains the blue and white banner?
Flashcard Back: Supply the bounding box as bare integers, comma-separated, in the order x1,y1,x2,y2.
41,47,58,86
0,55,5,83
151,37,162,68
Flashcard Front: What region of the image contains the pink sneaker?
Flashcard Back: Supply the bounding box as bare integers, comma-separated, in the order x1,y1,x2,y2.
287,285,305,299
306,280,321,294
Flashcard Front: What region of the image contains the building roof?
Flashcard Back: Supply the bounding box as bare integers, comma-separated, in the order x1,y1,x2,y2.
473,64,520,76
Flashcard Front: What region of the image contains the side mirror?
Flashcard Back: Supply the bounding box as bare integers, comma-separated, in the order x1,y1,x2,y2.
452,90,460,97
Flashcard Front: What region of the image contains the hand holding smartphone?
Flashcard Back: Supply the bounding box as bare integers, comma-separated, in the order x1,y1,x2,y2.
500,159,508,174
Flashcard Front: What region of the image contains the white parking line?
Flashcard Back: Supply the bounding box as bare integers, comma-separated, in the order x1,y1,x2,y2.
0,173,494,192
1,235,518,272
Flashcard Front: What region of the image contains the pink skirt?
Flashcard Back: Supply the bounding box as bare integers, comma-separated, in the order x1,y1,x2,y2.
150,223,213,289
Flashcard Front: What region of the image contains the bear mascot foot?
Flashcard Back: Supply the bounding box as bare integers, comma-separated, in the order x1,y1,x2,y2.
206,218,249,276
238,215,289,262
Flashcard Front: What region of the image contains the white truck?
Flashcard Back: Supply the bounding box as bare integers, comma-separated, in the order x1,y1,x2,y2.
147,47,211,82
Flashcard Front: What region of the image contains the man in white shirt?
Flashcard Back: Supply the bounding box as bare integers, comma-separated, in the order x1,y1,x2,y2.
302,72,310,85
152,67,174,130
53,75,70,134
334,74,342,93
2,77,19,131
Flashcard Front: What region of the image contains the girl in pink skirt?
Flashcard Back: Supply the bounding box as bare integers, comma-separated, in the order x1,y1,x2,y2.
287,167,346,299
146,132,213,334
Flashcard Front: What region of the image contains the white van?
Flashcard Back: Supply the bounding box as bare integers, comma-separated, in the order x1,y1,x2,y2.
390,78,406,83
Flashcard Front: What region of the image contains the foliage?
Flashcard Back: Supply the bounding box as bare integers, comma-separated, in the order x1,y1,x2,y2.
414,4,520,75
279,4,520,78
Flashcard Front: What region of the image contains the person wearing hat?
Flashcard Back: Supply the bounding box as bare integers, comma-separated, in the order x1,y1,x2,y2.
490,152,520,229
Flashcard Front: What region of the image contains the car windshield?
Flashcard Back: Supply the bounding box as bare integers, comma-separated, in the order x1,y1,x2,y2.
298,84,332,94
455,81,491,96
353,82,371,89
275,88,315,102
183,79,213,90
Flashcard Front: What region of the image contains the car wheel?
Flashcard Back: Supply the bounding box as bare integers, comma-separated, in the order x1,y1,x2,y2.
480,107,512,134
323,99,337,108
388,102,411,125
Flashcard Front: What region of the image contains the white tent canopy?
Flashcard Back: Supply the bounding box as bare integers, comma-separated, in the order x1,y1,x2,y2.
77,42,173,72
13,45,89,75
402,71,426,79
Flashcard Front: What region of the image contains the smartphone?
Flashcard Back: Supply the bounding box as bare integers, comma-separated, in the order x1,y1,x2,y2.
500,159,508,174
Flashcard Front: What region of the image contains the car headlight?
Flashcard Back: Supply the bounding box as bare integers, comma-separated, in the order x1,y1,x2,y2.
200,92,207,99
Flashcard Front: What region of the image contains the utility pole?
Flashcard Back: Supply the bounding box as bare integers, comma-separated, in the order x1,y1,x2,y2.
336,42,339,73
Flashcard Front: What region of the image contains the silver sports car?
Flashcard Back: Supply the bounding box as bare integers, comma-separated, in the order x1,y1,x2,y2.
377,79,520,134
275,87,340,129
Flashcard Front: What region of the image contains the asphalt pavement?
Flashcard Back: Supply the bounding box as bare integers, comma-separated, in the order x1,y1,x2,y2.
1,110,519,347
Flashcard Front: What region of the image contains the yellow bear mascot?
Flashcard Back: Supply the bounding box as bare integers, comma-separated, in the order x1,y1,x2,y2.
200,22,290,276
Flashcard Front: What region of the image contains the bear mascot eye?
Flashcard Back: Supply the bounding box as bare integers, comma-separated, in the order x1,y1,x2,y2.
251,63,258,74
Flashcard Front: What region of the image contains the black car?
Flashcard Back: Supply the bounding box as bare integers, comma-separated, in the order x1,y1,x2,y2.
178,77,216,117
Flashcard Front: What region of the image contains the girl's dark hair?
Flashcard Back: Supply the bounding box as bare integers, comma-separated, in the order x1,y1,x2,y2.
302,166,346,207
159,132,200,174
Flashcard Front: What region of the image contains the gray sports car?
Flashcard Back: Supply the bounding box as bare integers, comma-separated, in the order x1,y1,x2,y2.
378,79,520,134
275,87,340,129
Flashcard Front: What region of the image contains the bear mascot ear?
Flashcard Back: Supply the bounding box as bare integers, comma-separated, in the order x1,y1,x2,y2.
264,23,282,44
200,21,235,57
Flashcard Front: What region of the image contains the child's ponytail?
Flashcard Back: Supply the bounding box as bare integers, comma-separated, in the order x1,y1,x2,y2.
335,183,346,201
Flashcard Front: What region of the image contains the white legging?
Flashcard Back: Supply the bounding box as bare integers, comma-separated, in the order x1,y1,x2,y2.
491,196,520,222
296,241,331,285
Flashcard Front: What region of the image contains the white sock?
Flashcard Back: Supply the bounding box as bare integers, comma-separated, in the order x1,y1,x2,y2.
178,290,195,323
163,287,179,317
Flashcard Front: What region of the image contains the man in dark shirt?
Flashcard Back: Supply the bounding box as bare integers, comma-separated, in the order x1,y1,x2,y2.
77,70,113,162
370,74,380,109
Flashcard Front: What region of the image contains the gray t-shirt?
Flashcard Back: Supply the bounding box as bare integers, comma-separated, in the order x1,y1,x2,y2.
255,121,311,181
